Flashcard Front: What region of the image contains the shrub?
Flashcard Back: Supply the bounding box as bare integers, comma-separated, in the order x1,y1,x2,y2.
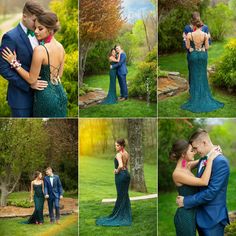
212,39,236,90
129,48,157,102
203,3,233,41
7,199,33,208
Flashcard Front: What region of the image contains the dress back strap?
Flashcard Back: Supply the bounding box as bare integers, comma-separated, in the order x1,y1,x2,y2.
42,45,50,65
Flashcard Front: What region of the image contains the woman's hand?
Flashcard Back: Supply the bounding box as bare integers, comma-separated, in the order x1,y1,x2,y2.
208,146,222,161
1,47,17,64
30,199,33,203
114,169,118,174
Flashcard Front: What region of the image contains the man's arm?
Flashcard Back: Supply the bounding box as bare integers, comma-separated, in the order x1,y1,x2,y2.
111,53,126,69
57,176,63,197
183,25,190,49
44,178,49,197
0,34,30,92
183,158,229,209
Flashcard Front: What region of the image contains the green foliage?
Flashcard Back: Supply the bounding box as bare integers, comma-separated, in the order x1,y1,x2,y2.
229,0,236,19
85,40,115,75
0,77,10,116
158,119,204,191
203,3,233,41
7,199,32,208
226,221,236,235
158,8,192,53
50,0,78,117
129,48,157,102
212,39,236,90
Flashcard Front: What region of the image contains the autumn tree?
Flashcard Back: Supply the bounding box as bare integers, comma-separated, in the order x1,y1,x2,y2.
79,0,124,84
0,119,49,206
128,119,147,193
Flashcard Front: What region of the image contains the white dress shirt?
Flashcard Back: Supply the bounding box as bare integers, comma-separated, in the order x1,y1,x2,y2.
20,22,39,49
50,175,54,187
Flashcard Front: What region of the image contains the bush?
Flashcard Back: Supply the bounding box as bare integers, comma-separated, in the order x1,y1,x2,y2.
129,48,157,102
203,3,233,41
212,39,236,90
0,77,10,116
85,40,115,75
7,199,33,208
158,8,192,53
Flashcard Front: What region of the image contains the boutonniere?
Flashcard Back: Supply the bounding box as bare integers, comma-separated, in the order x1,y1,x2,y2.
203,160,207,167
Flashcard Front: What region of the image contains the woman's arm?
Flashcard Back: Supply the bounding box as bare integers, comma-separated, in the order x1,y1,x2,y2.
173,150,220,186
114,153,123,174
2,46,44,84
109,53,120,63
186,33,191,49
42,181,44,195
204,33,209,50
30,181,33,202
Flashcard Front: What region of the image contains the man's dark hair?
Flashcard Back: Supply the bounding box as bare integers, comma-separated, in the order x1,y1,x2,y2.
23,0,44,16
189,128,208,144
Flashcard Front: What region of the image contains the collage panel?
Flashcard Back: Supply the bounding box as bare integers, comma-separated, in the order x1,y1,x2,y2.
158,1,236,118
158,118,236,235
0,118,78,235
0,0,78,118
79,0,157,118
79,118,157,236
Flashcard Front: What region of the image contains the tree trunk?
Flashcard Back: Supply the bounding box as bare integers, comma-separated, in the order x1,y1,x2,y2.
0,183,9,206
79,40,93,86
128,119,147,193
142,15,152,52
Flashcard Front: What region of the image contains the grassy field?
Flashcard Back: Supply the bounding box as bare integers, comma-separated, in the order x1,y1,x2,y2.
79,156,157,236
0,191,78,236
80,65,157,118
158,168,236,236
158,40,236,117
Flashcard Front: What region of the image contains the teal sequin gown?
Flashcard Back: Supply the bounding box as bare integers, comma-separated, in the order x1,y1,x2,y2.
181,38,224,113
96,158,132,226
27,184,44,224
174,185,198,236
101,62,117,104
33,45,67,117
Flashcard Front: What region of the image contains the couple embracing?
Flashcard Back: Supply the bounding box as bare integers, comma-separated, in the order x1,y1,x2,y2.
0,0,67,117
101,45,128,105
27,167,63,224
171,129,230,236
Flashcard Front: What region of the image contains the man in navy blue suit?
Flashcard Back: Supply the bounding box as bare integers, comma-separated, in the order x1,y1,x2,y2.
111,45,128,101
0,0,48,117
44,167,63,224
177,129,230,236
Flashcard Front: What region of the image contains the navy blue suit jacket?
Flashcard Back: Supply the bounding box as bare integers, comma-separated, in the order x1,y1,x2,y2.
184,155,230,229
112,52,128,75
0,24,33,109
44,175,63,199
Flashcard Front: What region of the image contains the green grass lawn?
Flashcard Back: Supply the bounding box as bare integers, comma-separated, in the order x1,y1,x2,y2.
79,156,157,236
0,191,78,236
0,214,78,236
158,40,236,117
158,168,236,236
80,65,157,118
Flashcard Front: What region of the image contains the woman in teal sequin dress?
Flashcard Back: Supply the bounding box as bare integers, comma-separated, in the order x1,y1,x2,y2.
181,19,224,113
101,49,119,104
2,12,67,117
96,139,132,226
170,140,220,236
27,171,45,224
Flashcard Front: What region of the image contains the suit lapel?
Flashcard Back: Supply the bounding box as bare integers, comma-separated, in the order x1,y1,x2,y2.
17,24,33,55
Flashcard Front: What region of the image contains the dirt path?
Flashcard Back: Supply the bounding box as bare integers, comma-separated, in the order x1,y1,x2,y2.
0,13,21,40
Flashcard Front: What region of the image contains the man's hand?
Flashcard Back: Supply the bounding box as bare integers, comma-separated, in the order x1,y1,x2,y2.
60,195,63,199
31,79,48,90
110,65,112,69
45,194,49,199
176,196,184,208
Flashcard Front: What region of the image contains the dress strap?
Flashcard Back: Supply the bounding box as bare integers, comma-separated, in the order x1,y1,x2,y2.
41,44,50,65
